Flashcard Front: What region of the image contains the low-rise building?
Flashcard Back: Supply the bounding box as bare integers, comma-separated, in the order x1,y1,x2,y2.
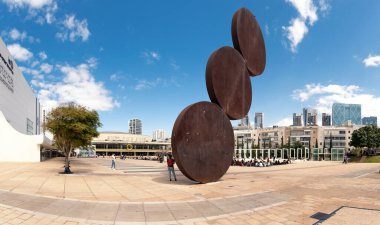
91,131,171,156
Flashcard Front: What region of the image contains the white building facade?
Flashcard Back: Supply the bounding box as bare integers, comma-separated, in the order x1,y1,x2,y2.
153,129,166,141
0,38,51,162
129,118,142,134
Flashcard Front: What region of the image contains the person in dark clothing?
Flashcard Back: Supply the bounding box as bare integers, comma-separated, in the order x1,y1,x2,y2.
167,155,177,181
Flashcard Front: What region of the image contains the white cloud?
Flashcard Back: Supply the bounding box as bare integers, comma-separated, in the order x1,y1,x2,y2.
7,43,33,61
275,117,293,126
110,73,124,82
32,61,119,111
2,0,58,25
2,0,53,9
44,1,57,24
86,57,97,68
264,24,270,35
141,50,160,64
56,14,90,42
287,0,318,25
133,76,179,90
9,28,27,40
283,18,309,53
293,83,380,119
40,63,53,73
318,0,331,14
283,0,330,53
20,66,43,80
1,28,40,43
292,83,359,102
38,51,47,60
134,78,162,90
363,54,380,67
30,60,39,67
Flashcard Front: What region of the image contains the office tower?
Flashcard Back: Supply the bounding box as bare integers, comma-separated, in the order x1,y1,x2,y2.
129,118,142,134
303,108,317,126
293,113,302,126
153,129,166,141
332,103,361,125
254,112,263,129
322,113,331,126
362,116,377,126
241,115,250,127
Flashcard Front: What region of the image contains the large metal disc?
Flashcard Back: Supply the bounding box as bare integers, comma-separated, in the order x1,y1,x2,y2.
206,46,252,120
171,102,234,183
232,7,266,76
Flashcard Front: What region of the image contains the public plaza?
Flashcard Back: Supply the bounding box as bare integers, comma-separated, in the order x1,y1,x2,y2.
0,158,379,225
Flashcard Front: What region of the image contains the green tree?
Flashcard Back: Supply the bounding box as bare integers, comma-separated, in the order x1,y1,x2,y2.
315,138,318,149
292,141,303,149
329,133,333,151
45,103,102,173
281,136,284,148
350,125,380,148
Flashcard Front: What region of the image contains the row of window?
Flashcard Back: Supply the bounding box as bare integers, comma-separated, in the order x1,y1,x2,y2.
93,143,169,150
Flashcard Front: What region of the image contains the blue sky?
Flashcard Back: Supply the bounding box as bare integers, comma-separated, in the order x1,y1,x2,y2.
1,0,380,136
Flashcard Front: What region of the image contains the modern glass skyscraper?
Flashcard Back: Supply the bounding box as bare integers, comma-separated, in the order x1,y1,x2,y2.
362,116,377,126
303,108,317,126
254,112,263,129
293,113,302,126
129,118,142,134
241,115,250,127
322,113,331,126
332,103,361,125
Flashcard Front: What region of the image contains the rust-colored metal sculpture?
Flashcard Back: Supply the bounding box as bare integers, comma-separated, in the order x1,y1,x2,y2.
206,46,251,120
171,102,234,183
171,7,266,183
232,8,266,76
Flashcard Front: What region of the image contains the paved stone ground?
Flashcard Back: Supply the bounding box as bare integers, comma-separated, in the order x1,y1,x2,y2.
0,157,379,224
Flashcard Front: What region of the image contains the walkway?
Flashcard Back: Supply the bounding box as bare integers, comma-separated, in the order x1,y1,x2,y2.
0,189,287,224
0,158,379,224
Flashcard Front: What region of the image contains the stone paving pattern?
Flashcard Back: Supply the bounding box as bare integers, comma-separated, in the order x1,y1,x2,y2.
0,158,379,224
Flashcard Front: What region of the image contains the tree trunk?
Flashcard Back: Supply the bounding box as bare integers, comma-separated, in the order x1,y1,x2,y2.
64,147,72,174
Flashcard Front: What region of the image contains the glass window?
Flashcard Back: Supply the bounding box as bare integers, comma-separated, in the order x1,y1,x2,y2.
26,118,33,135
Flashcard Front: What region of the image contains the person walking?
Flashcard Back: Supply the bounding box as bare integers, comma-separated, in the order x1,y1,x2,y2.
111,154,116,170
343,154,348,164
167,155,177,181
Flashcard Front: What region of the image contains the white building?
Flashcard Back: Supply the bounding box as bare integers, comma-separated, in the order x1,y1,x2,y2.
0,37,52,162
129,118,142,134
153,129,166,141
254,112,263,129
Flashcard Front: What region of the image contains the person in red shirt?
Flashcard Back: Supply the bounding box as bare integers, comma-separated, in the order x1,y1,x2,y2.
167,154,177,181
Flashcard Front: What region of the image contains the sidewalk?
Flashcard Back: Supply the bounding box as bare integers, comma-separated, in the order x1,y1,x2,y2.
0,158,379,224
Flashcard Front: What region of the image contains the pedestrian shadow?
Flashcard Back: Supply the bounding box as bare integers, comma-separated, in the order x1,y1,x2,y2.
311,206,380,224
151,172,201,186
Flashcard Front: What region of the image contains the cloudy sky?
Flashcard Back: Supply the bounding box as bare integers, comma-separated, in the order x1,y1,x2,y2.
1,0,380,136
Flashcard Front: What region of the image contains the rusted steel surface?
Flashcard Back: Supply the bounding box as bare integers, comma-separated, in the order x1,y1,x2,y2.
171,7,266,184
171,102,234,183
206,46,252,120
232,7,266,76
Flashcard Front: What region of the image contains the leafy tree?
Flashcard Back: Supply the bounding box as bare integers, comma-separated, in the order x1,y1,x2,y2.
315,138,318,149
45,103,102,173
329,133,333,150
287,137,290,148
281,136,284,148
292,141,303,149
350,125,380,148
